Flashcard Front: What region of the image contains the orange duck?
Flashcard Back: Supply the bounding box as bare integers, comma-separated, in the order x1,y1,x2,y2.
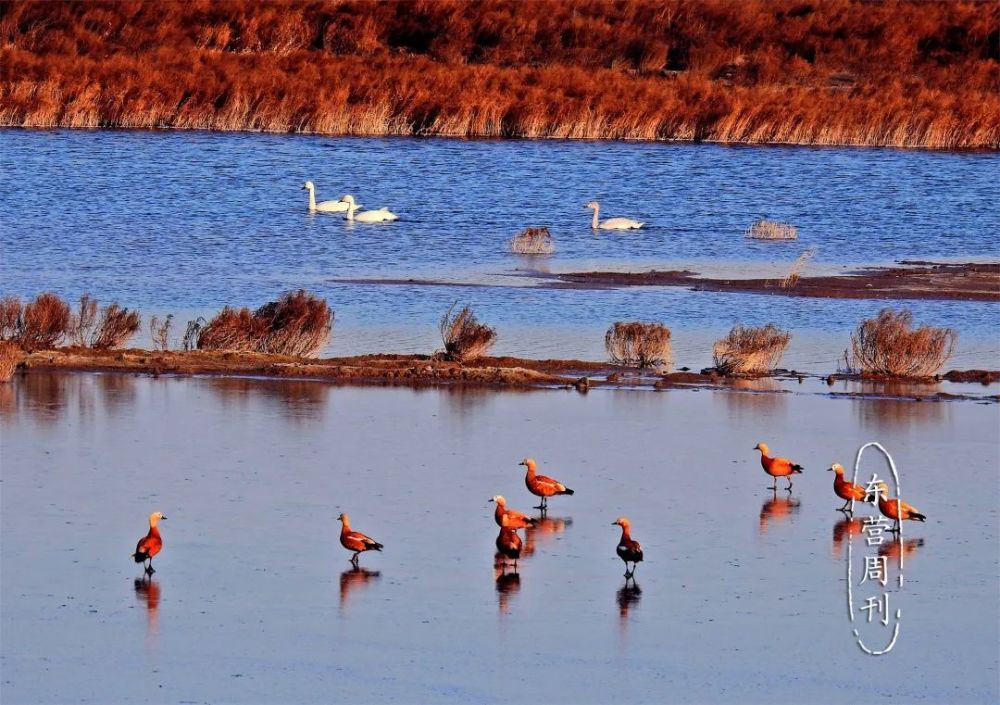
338,513,384,566
489,495,535,529
753,443,803,491
873,482,926,532
519,458,574,510
612,517,643,579
495,513,523,571
132,511,166,575
829,463,868,512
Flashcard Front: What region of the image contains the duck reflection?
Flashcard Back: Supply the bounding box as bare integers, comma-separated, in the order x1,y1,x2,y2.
339,566,381,610
758,490,800,533
617,580,642,620
494,558,521,614
832,516,864,557
134,576,160,643
523,515,572,558
879,536,924,562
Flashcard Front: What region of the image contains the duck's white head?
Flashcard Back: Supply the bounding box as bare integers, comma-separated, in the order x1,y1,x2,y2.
518,458,536,472
612,517,631,528
148,511,166,527
489,495,507,506
828,463,845,474
754,442,770,455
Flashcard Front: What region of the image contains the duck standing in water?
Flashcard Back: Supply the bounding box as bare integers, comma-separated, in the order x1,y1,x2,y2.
829,463,867,512
753,442,803,491
612,517,643,580
519,458,574,511
489,495,535,529
132,511,166,575
872,482,926,533
495,513,523,572
338,513,384,567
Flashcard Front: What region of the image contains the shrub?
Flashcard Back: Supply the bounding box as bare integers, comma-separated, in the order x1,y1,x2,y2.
0,341,21,382
0,296,22,340
746,220,797,240
605,321,671,368
91,304,141,349
150,314,174,351
440,303,496,362
713,323,791,375
844,308,957,378
17,292,70,349
198,290,332,357
67,294,99,346
510,227,555,255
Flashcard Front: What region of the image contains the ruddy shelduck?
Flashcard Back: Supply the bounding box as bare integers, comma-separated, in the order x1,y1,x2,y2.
495,513,523,571
872,482,926,532
338,513,384,566
519,458,574,510
612,517,643,580
488,495,535,529
132,511,166,575
829,463,868,512
753,442,803,491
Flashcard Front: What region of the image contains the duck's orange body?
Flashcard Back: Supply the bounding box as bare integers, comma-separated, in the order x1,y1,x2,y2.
489,495,535,529
612,517,643,580
754,443,803,490
338,513,384,566
829,463,867,511
872,481,926,532
495,512,523,571
132,512,166,575
520,458,574,510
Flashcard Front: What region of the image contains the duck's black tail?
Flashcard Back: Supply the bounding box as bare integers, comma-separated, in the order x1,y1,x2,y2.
792,465,804,474
910,512,926,522
372,542,384,551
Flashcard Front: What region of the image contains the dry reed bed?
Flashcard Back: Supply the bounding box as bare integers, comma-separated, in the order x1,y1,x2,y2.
0,293,140,350
606,321,671,368
1,0,997,149
713,324,791,375
746,220,797,240
510,227,555,255
440,304,497,362
196,290,332,357
844,308,956,378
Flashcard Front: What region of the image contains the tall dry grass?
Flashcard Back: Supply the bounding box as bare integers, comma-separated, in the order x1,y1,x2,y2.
198,290,332,357
440,303,497,362
67,293,98,346
91,304,141,349
713,323,791,375
150,314,173,351
746,220,797,240
605,321,671,368
780,247,816,289
844,308,957,378
510,227,555,255
1,1,996,148
0,341,21,382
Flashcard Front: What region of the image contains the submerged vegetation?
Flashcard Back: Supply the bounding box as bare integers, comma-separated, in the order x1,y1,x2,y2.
510,227,555,255
1,0,996,148
197,290,333,357
844,308,957,378
746,220,797,240
440,304,497,362
713,324,791,375
605,321,671,368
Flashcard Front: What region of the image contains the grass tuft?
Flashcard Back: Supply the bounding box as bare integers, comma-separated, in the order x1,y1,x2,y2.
0,341,22,382
440,303,497,362
780,247,815,289
844,308,956,378
198,290,332,357
746,219,797,240
713,323,791,375
510,227,555,255
91,304,141,349
605,321,671,368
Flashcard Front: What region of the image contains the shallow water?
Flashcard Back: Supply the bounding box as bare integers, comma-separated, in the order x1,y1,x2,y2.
1,373,997,703
1,130,998,370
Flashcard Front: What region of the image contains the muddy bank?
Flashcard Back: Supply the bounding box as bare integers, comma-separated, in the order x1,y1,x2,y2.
547,262,1000,301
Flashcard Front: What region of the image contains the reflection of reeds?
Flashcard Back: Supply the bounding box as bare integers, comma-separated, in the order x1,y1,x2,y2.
746,219,797,240
0,341,21,382
510,227,555,255
605,321,671,368
440,304,496,362
844,308,956,377
713,324,790,375
780,247,815,289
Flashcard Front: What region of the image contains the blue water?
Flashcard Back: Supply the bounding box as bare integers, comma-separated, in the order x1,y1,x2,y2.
1,129,998,368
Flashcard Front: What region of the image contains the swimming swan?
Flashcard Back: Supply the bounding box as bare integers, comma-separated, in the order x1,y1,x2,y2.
303,181,352,212
586,201,643,230
340,194,399,223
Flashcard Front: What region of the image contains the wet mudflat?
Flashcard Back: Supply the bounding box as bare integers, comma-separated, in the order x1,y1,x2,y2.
1,373,997,704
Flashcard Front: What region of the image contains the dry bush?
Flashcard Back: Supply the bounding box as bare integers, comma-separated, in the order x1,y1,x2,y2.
198,290,332,357
605,321,671,368
17,292,70,349
844,309,957,378
713,323,791,375
91,304,141,349
781,247,815,289
746,220,797,240
67,293,99,346
150,314,174,351
0,296,22,340
0,341,22,382
440,303,497,362
510,227,555,255
183,317,206,351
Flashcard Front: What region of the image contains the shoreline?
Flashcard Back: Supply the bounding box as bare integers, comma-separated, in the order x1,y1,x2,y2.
13,348,998,402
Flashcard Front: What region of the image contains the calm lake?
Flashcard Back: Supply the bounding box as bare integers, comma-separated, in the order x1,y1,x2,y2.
1,373,997,703
1,130,998,371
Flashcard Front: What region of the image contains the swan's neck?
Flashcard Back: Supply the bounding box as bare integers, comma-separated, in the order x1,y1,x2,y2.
307,187,316,211
346,205,356,221
591,206,599,229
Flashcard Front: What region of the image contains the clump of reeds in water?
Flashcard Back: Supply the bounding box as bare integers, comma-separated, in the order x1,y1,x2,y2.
67,294,141,349
440,303,497,362
844,308,956,378
746,220,797,240
198,290,333,357
0,340,22,382
605,321,671,368
713,323,791,375
0,292,70,350
780,247,816,289
510,227,555,255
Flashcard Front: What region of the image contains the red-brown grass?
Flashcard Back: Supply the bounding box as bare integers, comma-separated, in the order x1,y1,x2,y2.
12,292,71,350
0,296,21,340
844,308,957,378
198,290,332,357
0,340,22,382
440,303,497,362
605,321,671,368
510,227,555,255
67,293,99,346
1,1,996,149
91,304,141,349
713,323,791,375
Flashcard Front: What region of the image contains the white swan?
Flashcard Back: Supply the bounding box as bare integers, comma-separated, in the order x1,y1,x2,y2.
303,181,353,212
340,194,399,223
586,201,643,230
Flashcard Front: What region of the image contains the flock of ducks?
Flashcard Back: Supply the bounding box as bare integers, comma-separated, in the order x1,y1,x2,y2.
132,445,926,583
303,181,644,230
